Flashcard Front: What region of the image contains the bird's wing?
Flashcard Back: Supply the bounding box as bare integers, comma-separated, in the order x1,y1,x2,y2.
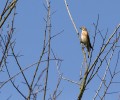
87,32,90,43
87,32,93,49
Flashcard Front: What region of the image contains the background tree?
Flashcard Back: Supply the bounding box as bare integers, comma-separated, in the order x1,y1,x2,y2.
0,0,120,100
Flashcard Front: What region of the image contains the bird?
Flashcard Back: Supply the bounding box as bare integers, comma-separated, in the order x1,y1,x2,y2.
80,26,93,58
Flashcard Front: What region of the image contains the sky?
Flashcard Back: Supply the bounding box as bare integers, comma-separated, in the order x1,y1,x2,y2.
0,0,120,100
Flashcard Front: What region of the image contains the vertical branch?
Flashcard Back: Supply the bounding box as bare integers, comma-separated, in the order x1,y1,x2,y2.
78,67,89,100
63,0,90,99
88,15,99,65
92,15,99,49
27,2,49,100
64,0,79,37
78,47,89,100
27,17,47,100
43,0,51,100
63,0,88,68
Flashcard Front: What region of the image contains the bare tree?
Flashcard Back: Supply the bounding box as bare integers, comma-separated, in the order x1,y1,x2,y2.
0,0,120,100
64,0,120,100
0,0,62,100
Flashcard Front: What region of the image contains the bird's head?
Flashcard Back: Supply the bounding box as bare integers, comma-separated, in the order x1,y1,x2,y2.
80,26,87,31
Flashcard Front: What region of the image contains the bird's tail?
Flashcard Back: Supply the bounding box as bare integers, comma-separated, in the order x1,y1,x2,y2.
90,43,93,50
87,44,93,58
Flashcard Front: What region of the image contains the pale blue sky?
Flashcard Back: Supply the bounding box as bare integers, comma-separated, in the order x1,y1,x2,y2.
0,0,120,100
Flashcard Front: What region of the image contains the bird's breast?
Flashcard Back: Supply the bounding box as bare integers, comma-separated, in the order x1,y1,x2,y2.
81,34,88,44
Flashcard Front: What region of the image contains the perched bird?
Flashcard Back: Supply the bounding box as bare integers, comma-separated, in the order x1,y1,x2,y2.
80,26,93,58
